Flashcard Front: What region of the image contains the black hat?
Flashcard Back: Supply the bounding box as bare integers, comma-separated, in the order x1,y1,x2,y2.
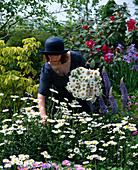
39,37,69,55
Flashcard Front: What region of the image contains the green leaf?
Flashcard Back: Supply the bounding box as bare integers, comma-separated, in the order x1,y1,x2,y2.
94,45,102,48
90,59,95,68
75,41,80,45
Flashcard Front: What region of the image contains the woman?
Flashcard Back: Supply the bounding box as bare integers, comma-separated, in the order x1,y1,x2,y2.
37,37,92,120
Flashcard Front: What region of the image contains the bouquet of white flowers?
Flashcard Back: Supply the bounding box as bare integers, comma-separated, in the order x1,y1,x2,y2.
66,67,102,102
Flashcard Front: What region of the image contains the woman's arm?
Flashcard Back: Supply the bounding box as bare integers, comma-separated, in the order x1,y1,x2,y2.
37,93,48,120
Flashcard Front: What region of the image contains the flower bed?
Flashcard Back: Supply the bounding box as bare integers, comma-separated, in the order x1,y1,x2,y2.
0,93,137,169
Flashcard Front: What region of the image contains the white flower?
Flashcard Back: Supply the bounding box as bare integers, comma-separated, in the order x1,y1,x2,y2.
2,109,9,112
69,135,75,138
0,143,5,146
87,155,93,160
127,161,134,165
49,88,58,94
52,130,61,133
10,95,19,98
18,154,26,161
67,149,73,153
0,93,4,96
91,140,99,145
130,145,137,149
17,130,23,135
74,147,80,154
103,143,109,147
47,119,55,123
84,141,93,145
4,164,11,168
90,145,97,152
119,136,126,140
68,154,75,158
33,99,42,103
41,151,48,155
60,135,65,138
129,127,137,131
44,154,51,158
3,159,10,163
54,123,64,129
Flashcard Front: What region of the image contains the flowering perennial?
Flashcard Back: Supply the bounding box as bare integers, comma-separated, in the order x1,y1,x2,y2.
127,19,136,31
66,67,102,102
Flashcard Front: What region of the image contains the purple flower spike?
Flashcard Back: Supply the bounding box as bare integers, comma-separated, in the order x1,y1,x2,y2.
102,67,111,97
98,94,107,114
120,77,128,109
109,87,118,114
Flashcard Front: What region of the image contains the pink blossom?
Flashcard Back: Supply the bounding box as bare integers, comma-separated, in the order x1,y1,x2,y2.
62,160,70,165
66,162,71,166
131,95,136,99
133,131,138,135
128,101,132,106
74,164,82,168
76,168,85,170
135,102,138,106
82,161,89,164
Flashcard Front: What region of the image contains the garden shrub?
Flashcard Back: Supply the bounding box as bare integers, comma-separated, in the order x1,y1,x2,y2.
0,38,40,113
5,29,52,78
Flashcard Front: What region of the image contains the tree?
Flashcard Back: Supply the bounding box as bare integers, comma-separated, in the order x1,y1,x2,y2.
101,0,117,21
0,0,67,40
0,0,101,40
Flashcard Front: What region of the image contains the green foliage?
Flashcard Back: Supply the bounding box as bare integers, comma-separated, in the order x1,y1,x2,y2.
101,0,117,21
5,29,52,77
0,38,40,111
0,95,137,169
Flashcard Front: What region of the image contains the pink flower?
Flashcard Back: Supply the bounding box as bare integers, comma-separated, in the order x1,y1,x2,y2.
82,161,89,164
131,95,136,99
76,168,85,170
66,167,72,170
74,164,82,168
66,162,71,166
133,131,138,135
128,101,132,106
135,102,138,106
62,160,70,165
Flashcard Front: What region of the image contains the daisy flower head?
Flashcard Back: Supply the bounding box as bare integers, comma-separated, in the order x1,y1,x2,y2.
66,67,102,102
74,147,80,154
68,154,75,158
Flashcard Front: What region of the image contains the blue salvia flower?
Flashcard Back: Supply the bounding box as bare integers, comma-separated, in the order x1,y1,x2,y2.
109,87,118,114
98,94,107,114
102,67,111,98
120,77,128,109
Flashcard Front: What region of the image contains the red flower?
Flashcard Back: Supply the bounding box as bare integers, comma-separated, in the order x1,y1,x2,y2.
104,53,114,64
101,44,108,53
83,25,89,30
90,48,99,56
118,13,121,17
127,19,136,31
86,39,95,49
110,16,116,22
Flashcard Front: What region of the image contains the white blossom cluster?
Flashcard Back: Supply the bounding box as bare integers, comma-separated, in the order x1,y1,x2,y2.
66,67,102,102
